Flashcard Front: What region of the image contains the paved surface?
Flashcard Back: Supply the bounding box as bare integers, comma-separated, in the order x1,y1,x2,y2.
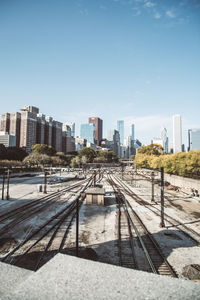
0,262,32,299
3,254,200,300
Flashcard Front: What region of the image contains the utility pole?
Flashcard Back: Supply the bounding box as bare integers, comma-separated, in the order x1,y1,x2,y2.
6,169,11,200
1,172,5,200
43,170,47,194
151,171,155,202
76,195,80,257
160,167,165,227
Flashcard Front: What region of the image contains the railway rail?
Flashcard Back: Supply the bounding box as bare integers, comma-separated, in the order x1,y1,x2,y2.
0,175,95,270
108,175,177,277
113,175,200,245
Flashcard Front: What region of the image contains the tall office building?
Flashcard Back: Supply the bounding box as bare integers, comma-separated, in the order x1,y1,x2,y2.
131,124,135,141
80,123,95,144
117,120,124,145
89,117,103,145
161,127,168,153
188,129,200,150
173,114,182,153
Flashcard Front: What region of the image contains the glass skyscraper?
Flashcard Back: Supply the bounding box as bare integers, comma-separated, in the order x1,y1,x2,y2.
173,114,182,153
80,123,95,144
188,129,200,150
117,120,124,145
131,124,135,141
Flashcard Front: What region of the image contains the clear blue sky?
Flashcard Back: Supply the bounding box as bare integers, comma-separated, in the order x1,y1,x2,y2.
0,0,199,146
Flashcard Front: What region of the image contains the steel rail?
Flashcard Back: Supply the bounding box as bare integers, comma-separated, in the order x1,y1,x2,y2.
113,175,200,244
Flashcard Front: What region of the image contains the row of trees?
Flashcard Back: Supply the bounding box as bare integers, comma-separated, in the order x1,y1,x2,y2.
134,144,200,177
71,148,118,167
0,143,118,168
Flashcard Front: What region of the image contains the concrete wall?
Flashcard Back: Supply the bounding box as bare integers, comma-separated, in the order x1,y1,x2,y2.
164,173,200,192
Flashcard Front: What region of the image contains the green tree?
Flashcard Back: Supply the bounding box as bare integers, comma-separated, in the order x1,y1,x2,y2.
6,147,28,161
31,144,56,156
138,144,164,156
23,153,52,166
0,144,7,160
78,147,96,162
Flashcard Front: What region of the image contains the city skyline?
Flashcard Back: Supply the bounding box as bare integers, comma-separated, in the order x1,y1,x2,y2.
0,0,199,145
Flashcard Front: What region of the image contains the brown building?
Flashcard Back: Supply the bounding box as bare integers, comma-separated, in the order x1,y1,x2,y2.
20,107,38,153
44,116,53,146
9,112,21,147
89,117,103,146
52,120,62,152
0,113,10,133
36,114,46,145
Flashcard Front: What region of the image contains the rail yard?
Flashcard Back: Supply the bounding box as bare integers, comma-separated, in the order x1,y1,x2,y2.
0,168,199,281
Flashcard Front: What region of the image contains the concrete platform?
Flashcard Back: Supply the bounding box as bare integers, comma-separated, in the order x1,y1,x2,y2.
0,262,33,299
4,254,200,300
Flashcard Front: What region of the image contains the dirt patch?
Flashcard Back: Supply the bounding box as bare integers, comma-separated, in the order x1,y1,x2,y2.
182,264,200,280
0,238,17,253
192,211,200,219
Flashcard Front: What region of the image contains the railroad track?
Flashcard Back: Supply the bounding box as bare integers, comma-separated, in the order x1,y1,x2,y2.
0,175,95,270
0,178,90,237
113,175,200,245
108,175,177,277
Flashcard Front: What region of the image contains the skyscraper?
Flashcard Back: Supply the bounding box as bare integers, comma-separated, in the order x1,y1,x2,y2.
131,124,135,141
188,129,200,150
89,117,103,145
161,127,169,153
117,120,124,145
173,114,182,153
80,123,95,144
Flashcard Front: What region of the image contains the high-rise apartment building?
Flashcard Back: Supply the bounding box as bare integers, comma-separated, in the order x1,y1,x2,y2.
52,121,62,152
161,127,168,153
9,112,21,147
89,117,103,145
80,123,95,144
0,113,10,133
20,107,38,153
36,114,46,145
188,129,200,150
173,114,182,153
44,116,53,146
117,120,124,145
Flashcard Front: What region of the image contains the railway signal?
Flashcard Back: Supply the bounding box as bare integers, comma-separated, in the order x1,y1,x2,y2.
43,170,47,194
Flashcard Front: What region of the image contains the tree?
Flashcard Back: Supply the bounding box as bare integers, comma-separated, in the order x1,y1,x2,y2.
138,144,164,156
6,147,28,161
78,147,96,162
0,144,7,160
23,153,52,166
31,144,56,156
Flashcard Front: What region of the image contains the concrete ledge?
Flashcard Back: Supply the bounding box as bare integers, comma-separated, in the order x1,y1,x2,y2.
5,254,200,300
0,262,33,299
